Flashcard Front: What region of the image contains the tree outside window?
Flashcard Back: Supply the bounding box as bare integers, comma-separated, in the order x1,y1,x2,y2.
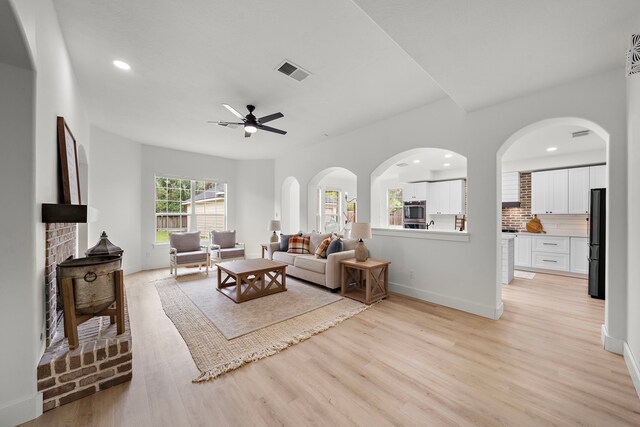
388,188,403,227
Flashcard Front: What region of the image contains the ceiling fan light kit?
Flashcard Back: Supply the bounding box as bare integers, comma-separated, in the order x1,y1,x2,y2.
212,104,287,138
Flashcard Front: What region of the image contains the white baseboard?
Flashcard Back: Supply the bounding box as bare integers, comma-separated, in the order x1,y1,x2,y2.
601,324,624,355
389,282,503,320
624,342,640,399
0,392,42,426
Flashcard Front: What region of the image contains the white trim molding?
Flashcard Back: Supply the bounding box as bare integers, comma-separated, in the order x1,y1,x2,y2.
601,324,624,355
624,342,640,399
0,392,42,426
390,281,503,320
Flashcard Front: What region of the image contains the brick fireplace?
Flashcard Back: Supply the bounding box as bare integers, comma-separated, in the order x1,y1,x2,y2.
44,223,76,346
39,223,132,412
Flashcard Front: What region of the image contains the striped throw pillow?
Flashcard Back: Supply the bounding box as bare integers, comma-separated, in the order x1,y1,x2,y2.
315,237,332,258
287,235,310,254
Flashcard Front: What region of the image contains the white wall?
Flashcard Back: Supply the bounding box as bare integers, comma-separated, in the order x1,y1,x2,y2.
1,0,90,424
88,127,142,274
235,160,275,258
274,69,627,327
626,66,640,396
139,145,274,269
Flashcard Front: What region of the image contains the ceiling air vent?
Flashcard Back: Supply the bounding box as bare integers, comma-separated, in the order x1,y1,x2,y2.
396,162,409,167
276,60,311,82
572,130,590,138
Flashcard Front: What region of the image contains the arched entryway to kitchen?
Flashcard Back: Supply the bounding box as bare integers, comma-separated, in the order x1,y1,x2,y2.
496,117,610,332
281,176,300,234
307,167,357,234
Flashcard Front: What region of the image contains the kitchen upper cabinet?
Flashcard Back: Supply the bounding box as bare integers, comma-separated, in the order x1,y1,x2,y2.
427,180,465,215
502,172,520,203
589,165,607,189
402,182,427,202
448,180,466,215
427,181,448,214
570,237,589,274
531,169,568,214
514,234,532,267
568,167,590,214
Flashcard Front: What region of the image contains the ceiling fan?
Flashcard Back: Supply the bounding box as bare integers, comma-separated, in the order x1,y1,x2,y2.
209,104,287,138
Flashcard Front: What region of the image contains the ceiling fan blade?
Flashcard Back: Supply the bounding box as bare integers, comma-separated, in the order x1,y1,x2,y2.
257,112,284,124
222,103,245,120
244,131,251,138
257,124,287,135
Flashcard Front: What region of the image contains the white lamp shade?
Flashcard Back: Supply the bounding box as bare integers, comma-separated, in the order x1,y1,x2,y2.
268,220,281,232
350,222,372,240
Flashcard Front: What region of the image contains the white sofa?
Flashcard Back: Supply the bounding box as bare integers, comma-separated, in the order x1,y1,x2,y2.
267,234,357,290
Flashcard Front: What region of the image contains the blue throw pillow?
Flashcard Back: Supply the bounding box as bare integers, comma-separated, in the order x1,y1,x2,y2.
279,233,302,252
326,238,343,257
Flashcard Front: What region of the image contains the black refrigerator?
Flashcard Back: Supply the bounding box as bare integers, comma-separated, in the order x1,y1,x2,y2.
588,188,606,299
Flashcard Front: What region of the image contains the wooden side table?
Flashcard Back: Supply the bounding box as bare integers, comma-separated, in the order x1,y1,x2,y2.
340,258,390,304
261,243,268,258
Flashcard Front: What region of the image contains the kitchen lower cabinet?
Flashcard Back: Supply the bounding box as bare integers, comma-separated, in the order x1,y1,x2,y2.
532,252,570,271
570,237,589,274
514,234,532,267
531,236,570,272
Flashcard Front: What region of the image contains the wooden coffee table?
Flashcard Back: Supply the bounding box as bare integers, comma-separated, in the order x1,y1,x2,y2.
217,258,287,303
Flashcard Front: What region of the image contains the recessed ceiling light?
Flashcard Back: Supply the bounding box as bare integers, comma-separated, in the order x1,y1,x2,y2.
443,163,451,167
112,60,131,70
546,147,558,152
413,160,420,164
444,154,453,158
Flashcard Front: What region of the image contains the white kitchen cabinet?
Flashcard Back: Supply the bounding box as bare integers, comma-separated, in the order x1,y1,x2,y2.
532,252,570,271
402,182,427,202
570,237,589,274
502,172,520,203
513,234,532,267
531,235,570,272
427,181,448,214
448,180,466,215
427,180,465,215
589,165,607,189
531,169,568,214
568,167,590,214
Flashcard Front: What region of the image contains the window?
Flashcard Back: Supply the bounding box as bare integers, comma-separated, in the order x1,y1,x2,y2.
323,190,340,232
155,177,226,243
388,188,403,227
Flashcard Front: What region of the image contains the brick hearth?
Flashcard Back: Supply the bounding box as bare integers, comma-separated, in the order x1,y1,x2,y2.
37,301,132,412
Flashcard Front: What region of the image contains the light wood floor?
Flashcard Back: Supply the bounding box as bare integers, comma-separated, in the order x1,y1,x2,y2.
23,269,640,426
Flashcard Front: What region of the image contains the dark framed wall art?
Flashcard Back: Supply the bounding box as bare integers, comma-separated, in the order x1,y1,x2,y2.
57,116,81,205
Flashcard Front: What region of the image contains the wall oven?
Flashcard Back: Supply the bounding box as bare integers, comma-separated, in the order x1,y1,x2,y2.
403,201,426,229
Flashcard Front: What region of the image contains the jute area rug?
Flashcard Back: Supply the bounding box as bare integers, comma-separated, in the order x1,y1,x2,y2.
154,273,370,383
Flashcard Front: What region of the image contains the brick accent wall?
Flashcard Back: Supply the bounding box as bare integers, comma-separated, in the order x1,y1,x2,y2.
45,223,77,346
37,301,132,412
502,172,532,230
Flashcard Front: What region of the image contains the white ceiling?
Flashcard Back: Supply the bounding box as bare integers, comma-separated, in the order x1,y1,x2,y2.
502,124,606,163
52,0,640,159
379,148,467,179
352,0,640,111
52,0,445,159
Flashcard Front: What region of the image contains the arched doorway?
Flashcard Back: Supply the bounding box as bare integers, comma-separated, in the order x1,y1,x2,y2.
497,117,610,328
308,167,357,233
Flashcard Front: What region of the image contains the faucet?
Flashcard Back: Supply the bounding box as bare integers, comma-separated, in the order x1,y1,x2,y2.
426,220,435,230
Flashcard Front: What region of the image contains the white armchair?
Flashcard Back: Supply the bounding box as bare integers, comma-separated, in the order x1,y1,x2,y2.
210,230,245,264
169,231,210,277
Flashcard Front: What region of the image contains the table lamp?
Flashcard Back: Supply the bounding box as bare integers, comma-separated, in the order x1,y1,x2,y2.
268,220,281,243
350,222,372,262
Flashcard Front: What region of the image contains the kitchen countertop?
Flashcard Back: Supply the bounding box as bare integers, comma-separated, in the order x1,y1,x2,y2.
502,231,588,238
